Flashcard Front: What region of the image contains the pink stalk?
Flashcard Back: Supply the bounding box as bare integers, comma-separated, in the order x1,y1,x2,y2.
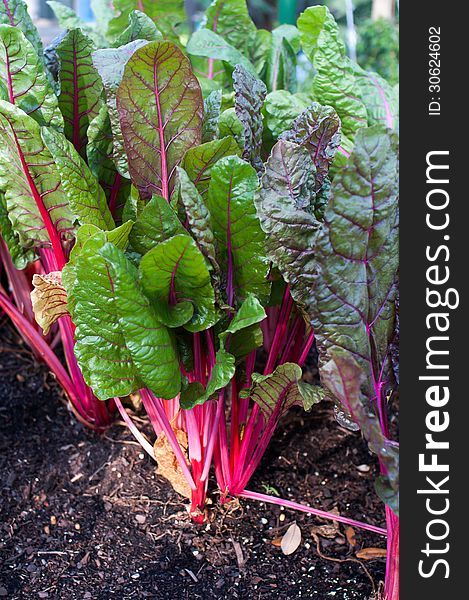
239,489,387,536
201,393,224,482
114,397,155,458
141,389,197,491
0,239,35,325
384,507,399,600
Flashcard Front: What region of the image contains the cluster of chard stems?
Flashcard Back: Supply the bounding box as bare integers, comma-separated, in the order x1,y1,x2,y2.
114,283,386,539
0,192,113,430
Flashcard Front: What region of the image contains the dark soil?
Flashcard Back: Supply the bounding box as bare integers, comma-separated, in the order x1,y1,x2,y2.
0,326,386,600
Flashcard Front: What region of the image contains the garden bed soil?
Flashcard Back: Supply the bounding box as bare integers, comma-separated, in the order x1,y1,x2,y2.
0,326,386,600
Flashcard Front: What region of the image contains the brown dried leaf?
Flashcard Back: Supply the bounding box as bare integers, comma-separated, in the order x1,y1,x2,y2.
345,526,357,547
271,537,282,547
281,522,302,555
356,547,387,560
153,428,191,500
31,272,68,334
311,509,340,539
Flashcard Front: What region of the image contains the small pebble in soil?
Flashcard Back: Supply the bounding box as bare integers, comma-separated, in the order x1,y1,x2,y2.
135,514,146,524
260,518,268,525
279,513,285,522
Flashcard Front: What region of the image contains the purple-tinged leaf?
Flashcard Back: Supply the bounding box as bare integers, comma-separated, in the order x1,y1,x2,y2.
321,348,399,514
0,100,75,257
117,41,203,200
56,29,103,156
255,139,320,316
310,126,399,401
233,65,266,173
248,363,324,419
92,39,149,178
281,102,341,189
353,65,399,130
0,25,62,127
0,0,43,59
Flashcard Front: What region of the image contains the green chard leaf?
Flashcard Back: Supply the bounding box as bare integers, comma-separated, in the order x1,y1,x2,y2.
57,29,103,156
202,89,222,143
0,0,44,58
113,9,162,46
129,194,185,255
87,104,131,218
298,6,367,139
116,41,203,200
218,108,244,148
182,136,241,199
0,100,75,251
203,0,257,52
92,39,149,178
108,0,186,44
0,192,35,268
255,139,320,317
233,65,267,173
63,232,180,400
206,155,270,305
186,29,258,78
353,65,399,129
177,167,220,281
321,349,399,514
219,293,266,361
40,127,115,230
248,363,325,419
264,90,313,138
140,233,217,332
280,102,341,190
263,25,299,93
180,346,235,410
309,127,399,396
0,25,62,128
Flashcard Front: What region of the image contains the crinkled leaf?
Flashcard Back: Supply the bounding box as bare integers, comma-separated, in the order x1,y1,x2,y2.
113,9,162,46
116,41,203,200
92,39,148,178
298,6,367,138
233,65,266,173
204,0,256,53
0,0,43,58
206,155,269,305
264,90,312,138
218,108,244,148
140,233,217,332
177,167,220,282
202,89,222,143
63,233,180,400
255,139,320,317
353,66,399,129
31,271,67,334
0,25,62,128
0,192,35,268
182,136,241,199
41,127,115,230
0,101,75,251
321,349,399,514
87,104,131,217
57,29,103,156
43,31,66,87
129,194,185,255
309,127,399,397
71,222,133,258
108,0,186,44
179,346,235,410
281,102,341,190
186,28,257,77
248,362,324,419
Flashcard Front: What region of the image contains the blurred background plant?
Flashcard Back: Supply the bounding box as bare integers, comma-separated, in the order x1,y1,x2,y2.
23,0,398,84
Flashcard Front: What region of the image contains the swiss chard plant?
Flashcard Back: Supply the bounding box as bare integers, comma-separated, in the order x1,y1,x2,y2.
0,1,399,598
